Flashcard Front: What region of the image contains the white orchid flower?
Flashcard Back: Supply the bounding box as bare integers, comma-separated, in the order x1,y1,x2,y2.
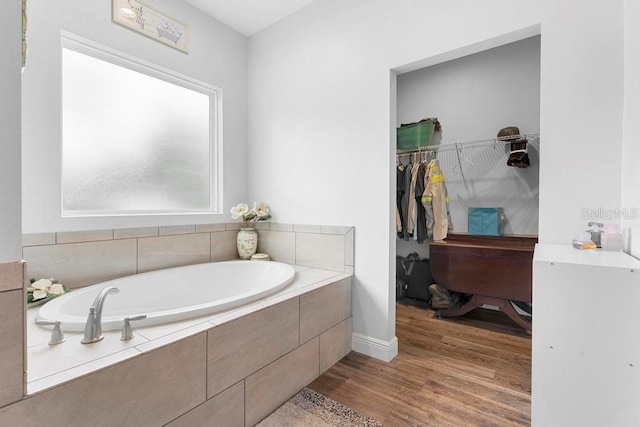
253,202,270,218
230,203,249,219
49,283,65,296
32,279,52,291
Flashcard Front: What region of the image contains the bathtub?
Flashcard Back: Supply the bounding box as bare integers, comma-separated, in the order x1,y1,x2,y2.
36,260,296,332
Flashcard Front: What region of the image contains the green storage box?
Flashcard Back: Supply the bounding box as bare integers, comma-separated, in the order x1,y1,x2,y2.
397,119,437,150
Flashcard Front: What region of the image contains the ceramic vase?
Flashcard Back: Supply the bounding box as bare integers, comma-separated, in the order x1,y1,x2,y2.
237,228,258,260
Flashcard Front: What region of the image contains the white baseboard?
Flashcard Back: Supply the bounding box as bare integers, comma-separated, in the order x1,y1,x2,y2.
351,333,398,362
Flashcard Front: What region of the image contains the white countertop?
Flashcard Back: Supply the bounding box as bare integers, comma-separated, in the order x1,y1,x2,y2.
534,244,640,269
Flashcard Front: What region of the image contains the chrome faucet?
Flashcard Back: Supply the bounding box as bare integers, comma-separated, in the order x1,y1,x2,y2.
81,286,119,344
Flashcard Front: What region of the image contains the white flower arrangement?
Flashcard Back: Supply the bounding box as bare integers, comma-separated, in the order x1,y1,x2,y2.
27,278,68,305
231,202,272,228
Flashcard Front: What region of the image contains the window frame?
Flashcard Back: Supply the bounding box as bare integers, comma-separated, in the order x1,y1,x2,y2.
60,31,223,217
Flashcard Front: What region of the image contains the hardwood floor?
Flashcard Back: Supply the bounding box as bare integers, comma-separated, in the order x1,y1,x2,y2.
309,302,532,426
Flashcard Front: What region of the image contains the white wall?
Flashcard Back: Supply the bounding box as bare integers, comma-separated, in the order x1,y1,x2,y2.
0,0,22,263
248,0,544,358
398,37,541,144
248,0,625,361
622,0,640,257
539,0,624,245
22,0,248,233
397,36,540,237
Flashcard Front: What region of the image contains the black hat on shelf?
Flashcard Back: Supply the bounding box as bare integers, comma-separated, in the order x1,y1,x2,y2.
497,126,521,140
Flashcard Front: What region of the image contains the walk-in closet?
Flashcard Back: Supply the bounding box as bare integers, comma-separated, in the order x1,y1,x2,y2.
396,35,540,253
392,35,541,424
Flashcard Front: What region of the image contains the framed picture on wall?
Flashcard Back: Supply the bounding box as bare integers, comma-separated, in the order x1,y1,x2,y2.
22,0,27,68
112,0,189,53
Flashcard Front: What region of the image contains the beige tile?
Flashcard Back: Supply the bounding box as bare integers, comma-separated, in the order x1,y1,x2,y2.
245,337,320,427
27,348,142,395
207,298,299,398
22,233,56,247
136,317,215,342
167,381,244,427
195,223,226,233
28,328,145,382
113,227,158,239
138,233,210,273
0,290,24,407
270,223,293,232
295,232,346,271
0,334,207,426
211,230,238,262
262,270,346,307
293,224,322,233
27,308,68,348
300,278,352,343
345,227,355,266
159,225,196,236
135,321,213,354
226,222,242,231
0,261,24,292
320,317,353,373
207,301,268,327
56,229,113,244
321,225,352,235
256,230,295,264
23,239,137,289
255,221,270,230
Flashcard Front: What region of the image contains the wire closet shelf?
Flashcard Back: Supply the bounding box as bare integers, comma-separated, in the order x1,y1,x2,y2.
396,133,540,159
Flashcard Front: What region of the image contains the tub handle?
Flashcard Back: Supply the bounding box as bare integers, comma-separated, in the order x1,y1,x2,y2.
120,315,147,341
36,320,65,345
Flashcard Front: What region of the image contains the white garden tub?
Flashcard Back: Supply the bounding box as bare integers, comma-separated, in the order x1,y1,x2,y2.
36,261,296,332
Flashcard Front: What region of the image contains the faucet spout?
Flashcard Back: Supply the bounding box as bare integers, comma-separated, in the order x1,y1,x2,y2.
81,286,119,344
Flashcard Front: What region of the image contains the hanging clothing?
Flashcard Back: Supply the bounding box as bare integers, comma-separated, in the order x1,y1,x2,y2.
422,160,452,241
406,162,421,237
414,163,428,243
400,162,413,239
396,164,406,236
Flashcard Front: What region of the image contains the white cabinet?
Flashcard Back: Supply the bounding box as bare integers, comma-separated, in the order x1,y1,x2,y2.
532,244,640,426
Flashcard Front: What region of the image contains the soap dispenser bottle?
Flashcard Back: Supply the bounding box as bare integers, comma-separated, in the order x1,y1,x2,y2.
587,222,604,248
601,223,623,251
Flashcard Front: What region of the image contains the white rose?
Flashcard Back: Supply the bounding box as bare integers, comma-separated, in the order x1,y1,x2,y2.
49,283,65,296
32,279,52,291
230,203,249,219
253,202,270,218
32,289,49,301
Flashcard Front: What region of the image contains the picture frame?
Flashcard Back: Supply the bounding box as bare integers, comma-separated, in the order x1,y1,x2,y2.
22,0,27,68
112,0,189,53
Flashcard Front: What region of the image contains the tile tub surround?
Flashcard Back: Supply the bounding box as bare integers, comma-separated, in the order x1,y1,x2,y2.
5,266,353,426
0,261,25,408
21,223,354,289
7,223,354,424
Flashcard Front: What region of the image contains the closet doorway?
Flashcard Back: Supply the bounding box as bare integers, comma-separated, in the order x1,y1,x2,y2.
395,35,540,259
392,34,541,422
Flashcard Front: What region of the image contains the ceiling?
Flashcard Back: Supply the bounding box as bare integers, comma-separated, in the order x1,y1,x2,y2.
184,0,318,37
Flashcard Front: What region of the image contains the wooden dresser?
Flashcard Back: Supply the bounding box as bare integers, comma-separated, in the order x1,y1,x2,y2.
429,233,537,332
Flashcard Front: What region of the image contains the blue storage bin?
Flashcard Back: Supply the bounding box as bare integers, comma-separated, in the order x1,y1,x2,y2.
468,207,504,236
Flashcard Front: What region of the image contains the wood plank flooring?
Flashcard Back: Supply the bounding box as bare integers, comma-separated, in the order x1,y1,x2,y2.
309,302,532,426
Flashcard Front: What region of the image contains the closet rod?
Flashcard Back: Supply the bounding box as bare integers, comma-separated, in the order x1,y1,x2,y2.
396,133,540,156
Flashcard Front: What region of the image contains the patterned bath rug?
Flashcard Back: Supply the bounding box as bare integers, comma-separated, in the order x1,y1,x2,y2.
257,387,382,427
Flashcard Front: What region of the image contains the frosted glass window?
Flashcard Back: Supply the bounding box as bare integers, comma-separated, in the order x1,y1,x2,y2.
61,42,220,216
